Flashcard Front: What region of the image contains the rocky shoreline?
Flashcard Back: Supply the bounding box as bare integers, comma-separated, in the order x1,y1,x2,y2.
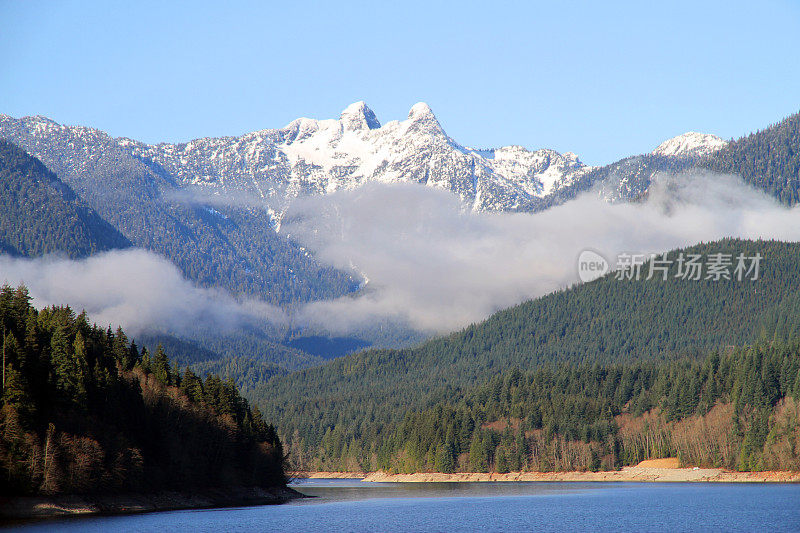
0,486,304,523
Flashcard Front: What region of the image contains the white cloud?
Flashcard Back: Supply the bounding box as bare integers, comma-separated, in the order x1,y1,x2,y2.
283,173,800,334
0,248,287,336
3,172,799,341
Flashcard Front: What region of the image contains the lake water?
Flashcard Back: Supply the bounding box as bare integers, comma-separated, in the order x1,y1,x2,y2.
5,479,800,532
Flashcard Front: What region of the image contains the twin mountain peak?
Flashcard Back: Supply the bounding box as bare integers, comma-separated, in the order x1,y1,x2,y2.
0,102,726,214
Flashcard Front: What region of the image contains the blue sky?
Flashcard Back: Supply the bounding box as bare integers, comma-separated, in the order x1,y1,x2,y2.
2,0,799,165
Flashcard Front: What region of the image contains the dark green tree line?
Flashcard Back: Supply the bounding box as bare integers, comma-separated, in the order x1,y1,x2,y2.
0,285,286,496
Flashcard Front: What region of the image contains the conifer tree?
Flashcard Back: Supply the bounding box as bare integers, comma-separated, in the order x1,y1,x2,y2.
139,346,152,373
152,344,171,385
72,331,89,408
112,326,130,370
50,325,78,401
469,431,488,472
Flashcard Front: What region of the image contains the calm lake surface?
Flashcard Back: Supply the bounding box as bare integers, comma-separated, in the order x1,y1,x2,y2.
6,479,800,532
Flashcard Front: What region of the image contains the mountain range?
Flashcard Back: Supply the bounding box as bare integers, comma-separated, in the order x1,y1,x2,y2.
121,101,594,217
0,102,740,226
0,104,798,370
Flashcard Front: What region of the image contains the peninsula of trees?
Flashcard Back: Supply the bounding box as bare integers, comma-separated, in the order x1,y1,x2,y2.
0,284,286,497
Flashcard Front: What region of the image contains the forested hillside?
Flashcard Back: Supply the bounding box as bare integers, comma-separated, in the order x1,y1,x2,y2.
139,331,323,370
300,340,800,473
189,357,287,402
0,285,286,496
545,109,800,208
0,140,129,257
545,152,696,207
257,239,800,471
702,111,800,204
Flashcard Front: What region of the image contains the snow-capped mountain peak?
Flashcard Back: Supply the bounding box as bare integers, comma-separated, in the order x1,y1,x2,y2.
408,102,435,121
0,102,595,214
404,102,445,135
340,101,381,131
652,132,727,157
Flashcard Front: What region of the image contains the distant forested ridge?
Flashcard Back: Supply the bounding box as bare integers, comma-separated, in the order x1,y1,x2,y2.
0,140,129,258
0,285,286,496
701,111,800,205
546,109,800,208
138,331,322,370
188,356,287,401
256,239,800,472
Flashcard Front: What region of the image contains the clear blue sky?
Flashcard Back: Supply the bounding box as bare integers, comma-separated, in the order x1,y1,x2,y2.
2,0,799,165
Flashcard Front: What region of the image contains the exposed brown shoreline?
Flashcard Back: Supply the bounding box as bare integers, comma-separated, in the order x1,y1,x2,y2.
294,463,800,484
0,486,303,524
294,471,369,479
360,468,800,483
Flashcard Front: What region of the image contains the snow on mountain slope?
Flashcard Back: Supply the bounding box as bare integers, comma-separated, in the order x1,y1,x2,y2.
115,102,592,216
3,106,732,225
652,132,727,157
0,112,361,305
